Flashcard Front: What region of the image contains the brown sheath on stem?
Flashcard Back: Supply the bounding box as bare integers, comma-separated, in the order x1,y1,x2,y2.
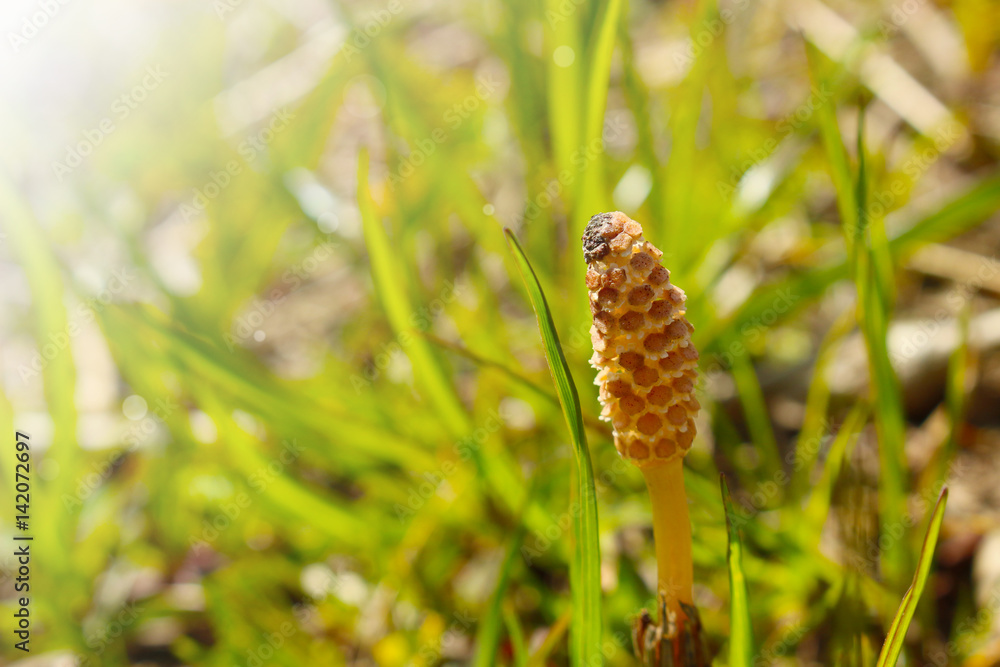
583,212,708,666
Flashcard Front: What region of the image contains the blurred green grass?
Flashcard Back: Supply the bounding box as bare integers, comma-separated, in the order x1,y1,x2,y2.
2,0,1000,664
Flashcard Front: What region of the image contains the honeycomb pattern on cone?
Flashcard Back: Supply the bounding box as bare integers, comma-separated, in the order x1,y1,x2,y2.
582,212,700,467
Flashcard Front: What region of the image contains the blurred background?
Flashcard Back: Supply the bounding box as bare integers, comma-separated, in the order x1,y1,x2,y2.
1,0,1000,664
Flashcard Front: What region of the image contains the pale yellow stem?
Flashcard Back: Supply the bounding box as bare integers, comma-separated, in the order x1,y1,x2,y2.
640,456,693,623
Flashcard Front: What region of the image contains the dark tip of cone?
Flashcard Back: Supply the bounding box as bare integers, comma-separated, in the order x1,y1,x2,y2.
582,212,615,263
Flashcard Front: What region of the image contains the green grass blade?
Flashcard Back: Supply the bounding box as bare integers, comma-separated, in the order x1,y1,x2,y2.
504,228,602,666
891,174,1000,258
808,42,858,250
358,151,553,534
801,81,910,588
504,604,529,667
875,488,949,667
357,149,472,437
473,517,528,667
209,404,374,545
702,172,1000,357
938,302,972,484
526,609,572,667
662,0,718,267
102,303,437,471
855,109,909,590
575,0,622,223
790,308,855,499
801,404,868,533
617,20,665,218
0,179,86,646
423,333,613,438
544,0,583,206
727,339,780,480
721,476,755,667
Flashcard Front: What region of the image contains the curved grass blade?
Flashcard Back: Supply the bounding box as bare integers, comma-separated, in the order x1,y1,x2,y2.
103,303,437,471
789,308,855,498
422,332,613,438
892,175,1000,257
504,604,529,667
700,171,1000,353
727,338,779,479
855,107,909,591
525,609,573,667
807,41,858,249
875,488,949,667
0,180,86,645
358,149,471,437
473,516,528,667
808,83,909,588
721,476,754,667
207,402,374,546
504,228,602,666
801,403,868,534
358,152,552,534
